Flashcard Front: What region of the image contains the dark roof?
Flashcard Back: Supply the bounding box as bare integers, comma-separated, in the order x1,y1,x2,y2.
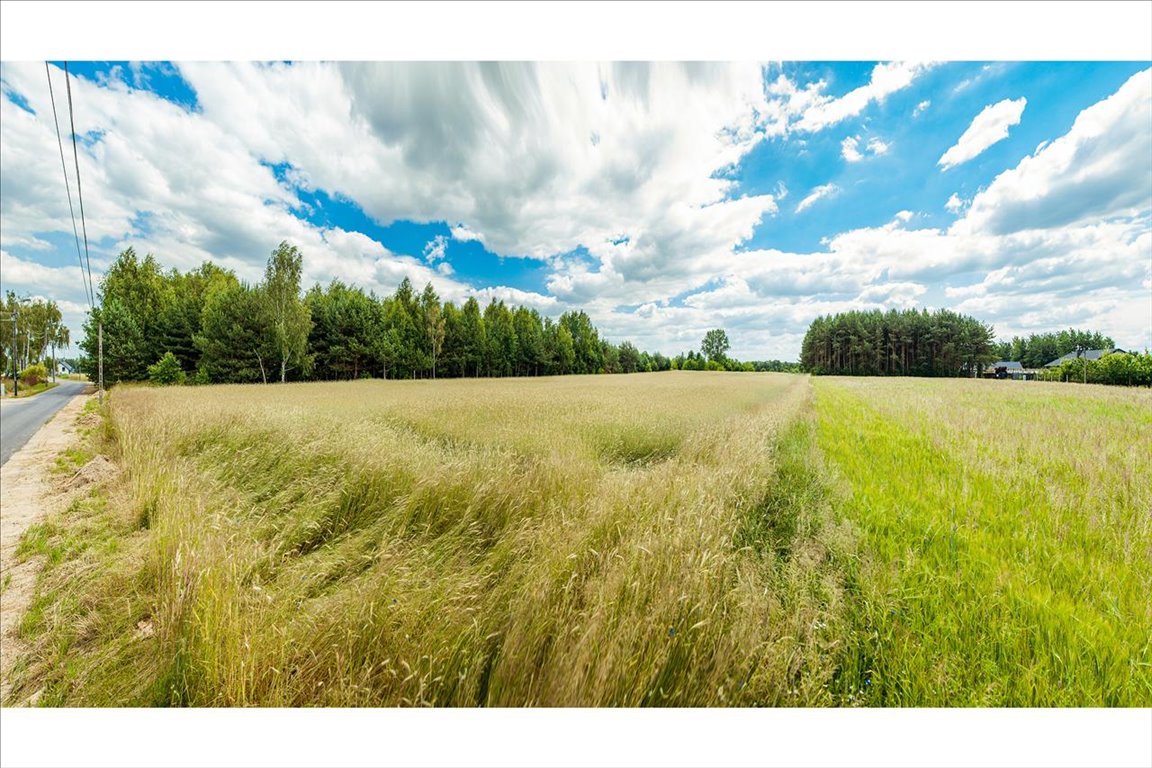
991,361,1023,369
1044,349,1123,367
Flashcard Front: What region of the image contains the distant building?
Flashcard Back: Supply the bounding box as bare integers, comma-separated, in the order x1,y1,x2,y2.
985,361,1035,380
1044,349,1125,368
56,361,75,375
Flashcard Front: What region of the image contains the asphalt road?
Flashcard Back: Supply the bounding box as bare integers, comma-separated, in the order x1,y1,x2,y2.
0,380,90,466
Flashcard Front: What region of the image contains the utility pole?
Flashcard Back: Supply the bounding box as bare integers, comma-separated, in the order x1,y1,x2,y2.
49,321,56,383
42,318,50,381
11,310,18,397
98,320,104,403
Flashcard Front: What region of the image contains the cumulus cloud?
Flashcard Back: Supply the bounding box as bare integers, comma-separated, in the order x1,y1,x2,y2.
0,250,93,347
0,249,90,301
945,193,966,213
958,69,1151,235
913,100,931,117
449,223,484,242
173,61,778,268
795,184,839,213
938,97,1027,171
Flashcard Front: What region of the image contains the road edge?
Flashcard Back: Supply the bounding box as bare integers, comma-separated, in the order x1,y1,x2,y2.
0,391,95,706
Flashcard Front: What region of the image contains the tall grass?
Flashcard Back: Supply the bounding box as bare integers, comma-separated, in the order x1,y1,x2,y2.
8,372,853,706
11,373,1148,707
817,377,1152,705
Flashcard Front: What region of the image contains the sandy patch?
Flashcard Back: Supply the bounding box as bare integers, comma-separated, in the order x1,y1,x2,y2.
63,455,118,491
0,394,95,705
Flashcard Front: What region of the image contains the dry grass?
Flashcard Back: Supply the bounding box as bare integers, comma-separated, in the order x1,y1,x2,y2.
8,372,854,706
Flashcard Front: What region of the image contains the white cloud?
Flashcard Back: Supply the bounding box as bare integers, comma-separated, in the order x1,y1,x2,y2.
423,234,448,263
958,69,1151,235
0,249,90,302
913,100,931,117
795,184,839,213
938,97,1027,171
951,64,1008,96
842,135,890,162
449,223,484,242
857,281,927,307
841,136,863,162
945,193,966,213
174,61,777,267
0,250,93,351
795,62,933,133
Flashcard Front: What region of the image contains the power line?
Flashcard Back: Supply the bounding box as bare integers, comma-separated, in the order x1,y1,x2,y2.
63,62,96,309
44,62,93,309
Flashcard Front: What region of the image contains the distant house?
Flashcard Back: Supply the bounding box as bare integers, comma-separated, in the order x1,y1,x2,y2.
56,361,75,375
985,361,1035,380
1044,349,1125,368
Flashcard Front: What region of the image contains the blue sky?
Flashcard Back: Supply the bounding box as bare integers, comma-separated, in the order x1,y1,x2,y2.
2,58,1149,360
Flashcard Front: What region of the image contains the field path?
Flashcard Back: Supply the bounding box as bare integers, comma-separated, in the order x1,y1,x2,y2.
0,393,94,705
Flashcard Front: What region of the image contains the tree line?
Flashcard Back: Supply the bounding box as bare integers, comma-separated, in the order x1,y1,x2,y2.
800,308,1149,386
800,308,997,377
77,244,690,386
1,292,70,381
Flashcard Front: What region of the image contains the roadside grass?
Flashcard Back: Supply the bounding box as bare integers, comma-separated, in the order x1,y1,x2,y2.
6,372,857,706
50,400,103,476
816,378,1152,706
1,380,58,399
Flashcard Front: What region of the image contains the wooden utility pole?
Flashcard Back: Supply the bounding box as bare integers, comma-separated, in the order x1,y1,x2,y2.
11,311,18,397
98,320,104,403
44,320,53,382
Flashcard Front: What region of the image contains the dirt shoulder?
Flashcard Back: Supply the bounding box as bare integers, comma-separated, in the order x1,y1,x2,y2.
0,393,95,705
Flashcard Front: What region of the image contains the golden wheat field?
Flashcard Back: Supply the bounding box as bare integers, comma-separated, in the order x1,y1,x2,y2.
7,372,1151,707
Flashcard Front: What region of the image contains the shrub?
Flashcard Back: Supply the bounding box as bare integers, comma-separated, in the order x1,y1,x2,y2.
19,363,48,387
1039,352,1152,386
147,352,186,386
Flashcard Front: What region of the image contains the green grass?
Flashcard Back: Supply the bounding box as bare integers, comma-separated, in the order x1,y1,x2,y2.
2,380,58,398
815,377,1152,706
6,373,1149,707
